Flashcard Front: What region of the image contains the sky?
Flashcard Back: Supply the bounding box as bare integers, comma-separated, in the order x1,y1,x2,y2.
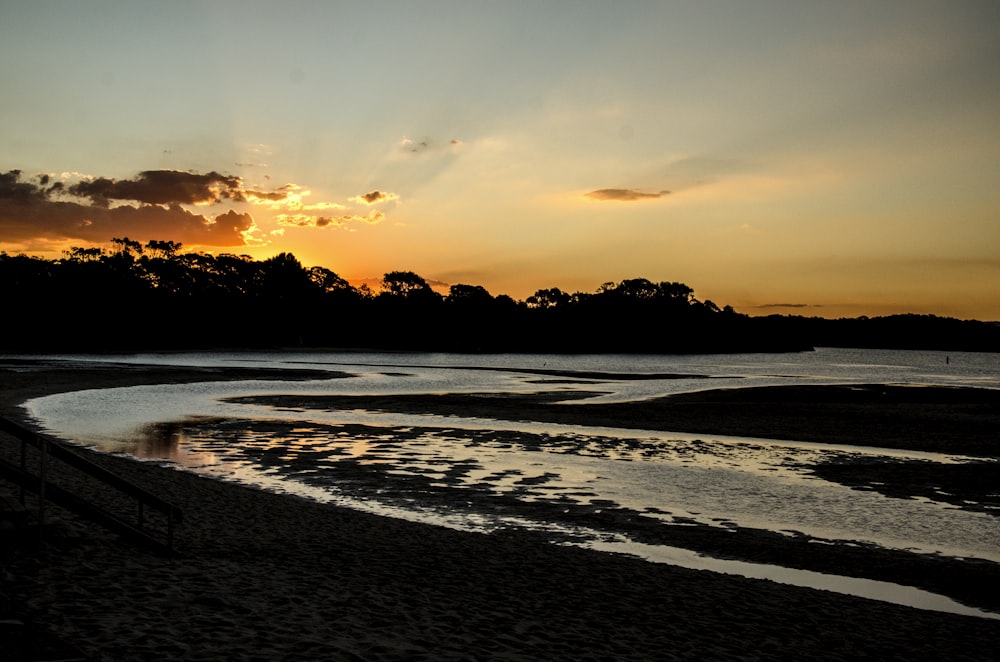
1,1,998,320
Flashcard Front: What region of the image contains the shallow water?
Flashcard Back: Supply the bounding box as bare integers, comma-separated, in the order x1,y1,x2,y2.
12,348,1000,619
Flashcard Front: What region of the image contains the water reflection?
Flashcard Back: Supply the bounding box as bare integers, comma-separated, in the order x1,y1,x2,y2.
127,416,997,561
101,415,1000,620
132,422,185,460
17,348,1000,619
131,419,222,470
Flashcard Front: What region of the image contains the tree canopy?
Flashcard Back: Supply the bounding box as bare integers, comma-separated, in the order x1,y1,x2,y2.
1,240,997,352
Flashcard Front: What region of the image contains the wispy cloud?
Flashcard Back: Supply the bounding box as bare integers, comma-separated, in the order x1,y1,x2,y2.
398,136,464,156
585,188,670,202
755,303,823,309
275,214,341,229
347,210,385,225
275,210,384,229
267,185,346,213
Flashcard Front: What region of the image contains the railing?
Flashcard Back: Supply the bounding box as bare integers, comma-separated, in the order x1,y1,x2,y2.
0,416,182,555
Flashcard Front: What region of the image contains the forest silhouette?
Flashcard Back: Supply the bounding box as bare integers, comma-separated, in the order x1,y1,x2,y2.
2,238,997,353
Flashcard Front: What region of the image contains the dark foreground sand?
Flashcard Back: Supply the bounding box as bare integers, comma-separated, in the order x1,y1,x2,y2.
2,361,999,661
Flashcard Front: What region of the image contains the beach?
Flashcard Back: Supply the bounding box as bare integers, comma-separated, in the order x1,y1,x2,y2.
2,361,999,660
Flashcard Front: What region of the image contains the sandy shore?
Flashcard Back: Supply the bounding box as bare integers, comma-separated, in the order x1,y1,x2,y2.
2,361,1000,660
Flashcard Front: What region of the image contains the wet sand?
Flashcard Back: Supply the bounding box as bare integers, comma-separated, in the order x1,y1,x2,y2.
2,361,999,660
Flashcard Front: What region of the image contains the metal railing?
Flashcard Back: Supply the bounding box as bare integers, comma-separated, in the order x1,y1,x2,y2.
0,416,182,554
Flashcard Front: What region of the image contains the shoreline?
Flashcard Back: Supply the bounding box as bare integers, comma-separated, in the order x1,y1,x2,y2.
3,360,1000,660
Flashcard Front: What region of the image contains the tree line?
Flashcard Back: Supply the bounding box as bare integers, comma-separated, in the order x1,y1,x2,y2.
2,238,997,352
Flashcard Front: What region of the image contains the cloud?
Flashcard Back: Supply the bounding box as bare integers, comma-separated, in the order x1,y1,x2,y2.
68,170,251,207
62,169,324,210
276,214,341,229
242,188,292,203
0,168,387,248
585,188,671,202
275,210,384,229
266,184,391,230
425,277,451,293
355,210,385,224
209,209,255,238
257,184,346,213
0,169,256,246
0,170,49,203
755,303,824,309
349,190,399,206
287,200,346,212
398,136,463,155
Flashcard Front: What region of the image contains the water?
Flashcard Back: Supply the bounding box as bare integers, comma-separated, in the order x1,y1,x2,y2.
10,348,1000,619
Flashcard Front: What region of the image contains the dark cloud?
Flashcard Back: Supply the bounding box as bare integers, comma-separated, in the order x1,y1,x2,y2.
0,169,255,246
0,170,50,204
209,209,255,239
68,170,249,207
585,188,671,202
350,190,399,205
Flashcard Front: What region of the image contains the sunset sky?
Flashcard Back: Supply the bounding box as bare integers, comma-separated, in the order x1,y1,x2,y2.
2,1,998,319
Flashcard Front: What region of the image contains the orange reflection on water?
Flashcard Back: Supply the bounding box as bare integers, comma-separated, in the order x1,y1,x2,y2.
132,420,221,468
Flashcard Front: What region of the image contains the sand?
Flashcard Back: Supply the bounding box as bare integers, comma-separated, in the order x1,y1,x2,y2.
2,360,999,660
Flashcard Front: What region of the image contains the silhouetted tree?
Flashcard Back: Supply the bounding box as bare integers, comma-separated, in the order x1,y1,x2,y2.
526,287,571,309
309,266,352,295
111,237,144,258
144,239,182,259
63,246,104,261
446,283,493,305
613,278,659,300
261,253,313,299
380,271,438,300
3,242,996,352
